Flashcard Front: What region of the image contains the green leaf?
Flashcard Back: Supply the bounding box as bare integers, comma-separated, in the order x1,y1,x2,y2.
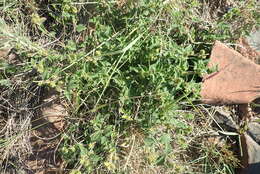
160,133,171,144
0,79,11,87
76,24,87,32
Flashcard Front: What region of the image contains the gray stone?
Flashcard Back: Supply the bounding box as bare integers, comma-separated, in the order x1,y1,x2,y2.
248,122,260,144
238,134,260,174
247,29,260,52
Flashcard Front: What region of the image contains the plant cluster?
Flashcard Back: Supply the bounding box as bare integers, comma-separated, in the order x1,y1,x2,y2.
0,0,259,173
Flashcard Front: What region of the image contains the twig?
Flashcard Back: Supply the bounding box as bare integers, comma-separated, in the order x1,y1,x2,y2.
123,135,135,171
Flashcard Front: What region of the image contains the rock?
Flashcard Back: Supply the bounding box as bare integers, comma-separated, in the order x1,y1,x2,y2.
214,106,238,131
41,103,66,131
248,122,260,144
201,41,260,104
238,133,260,174
247,29,260,52
0,48,10,58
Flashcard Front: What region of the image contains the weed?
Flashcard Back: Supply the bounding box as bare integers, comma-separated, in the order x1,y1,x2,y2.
0,0,259,173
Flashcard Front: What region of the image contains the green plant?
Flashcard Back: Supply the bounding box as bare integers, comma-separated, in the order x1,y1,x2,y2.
0,0,259,173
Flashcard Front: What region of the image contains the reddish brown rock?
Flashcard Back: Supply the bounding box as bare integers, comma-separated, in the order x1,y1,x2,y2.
201,41,260,104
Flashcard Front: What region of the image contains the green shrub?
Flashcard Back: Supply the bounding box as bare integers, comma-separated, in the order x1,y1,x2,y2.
0,0,259,173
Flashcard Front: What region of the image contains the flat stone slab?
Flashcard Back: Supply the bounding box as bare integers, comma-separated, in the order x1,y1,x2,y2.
201,41,260,104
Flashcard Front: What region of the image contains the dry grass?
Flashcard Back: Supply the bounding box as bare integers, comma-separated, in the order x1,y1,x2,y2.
102,105,240,174
0,76,42,173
